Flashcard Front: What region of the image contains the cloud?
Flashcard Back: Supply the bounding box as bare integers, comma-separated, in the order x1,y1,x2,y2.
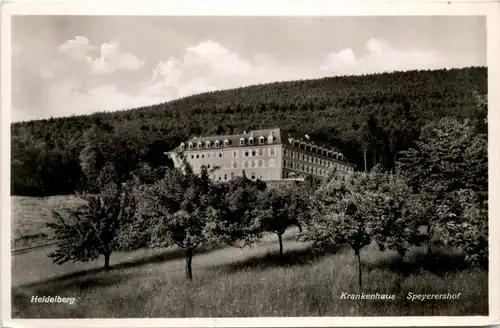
320,38,445,75
91,42,145,74
38,40,316,118
57,37,145,75
58,36,94,62
139,40,314,101
20,38,453,121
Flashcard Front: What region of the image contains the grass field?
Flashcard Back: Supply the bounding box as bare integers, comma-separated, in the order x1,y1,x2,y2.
11,196,488,317
11,196,86,249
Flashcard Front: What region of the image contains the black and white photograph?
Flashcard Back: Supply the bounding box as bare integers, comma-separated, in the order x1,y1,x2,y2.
1,1,499,327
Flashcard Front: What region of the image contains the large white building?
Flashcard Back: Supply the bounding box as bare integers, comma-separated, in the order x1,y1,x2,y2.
167,128,355,185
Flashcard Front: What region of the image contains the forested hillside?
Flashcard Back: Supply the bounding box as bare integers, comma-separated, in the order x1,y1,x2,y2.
11,66,487,196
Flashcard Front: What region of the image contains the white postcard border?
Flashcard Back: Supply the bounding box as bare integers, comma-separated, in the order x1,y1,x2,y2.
1,1,499,327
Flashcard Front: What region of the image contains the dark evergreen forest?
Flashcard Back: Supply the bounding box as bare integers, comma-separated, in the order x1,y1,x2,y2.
11,66,487,196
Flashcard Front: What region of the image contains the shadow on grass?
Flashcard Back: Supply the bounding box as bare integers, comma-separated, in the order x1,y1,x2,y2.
15,229,303,290
16,244,224,290
211,243,348,274
366,247,469,277
11,272,133,318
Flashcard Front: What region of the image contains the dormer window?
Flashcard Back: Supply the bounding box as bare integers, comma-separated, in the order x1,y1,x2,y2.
197,141,203,149
188,142,194,150
269,133,275,144
259,136,265,144
240,137,245,146
224,139,229,147
206,141,211,148
249,137,254,145
215,140,220,148
180,143,185,151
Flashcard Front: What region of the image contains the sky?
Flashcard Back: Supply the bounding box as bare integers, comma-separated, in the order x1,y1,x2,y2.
11,15,486,122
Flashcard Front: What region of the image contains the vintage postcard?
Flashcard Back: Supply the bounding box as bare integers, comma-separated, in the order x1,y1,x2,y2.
1,1,499,327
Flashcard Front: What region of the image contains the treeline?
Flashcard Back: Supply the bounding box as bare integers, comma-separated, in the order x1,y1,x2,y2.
11,67,487,196
46,114,488,286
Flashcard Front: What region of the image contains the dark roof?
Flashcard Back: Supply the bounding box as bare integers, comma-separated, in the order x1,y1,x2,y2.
170,128,282,151
168,127,348,162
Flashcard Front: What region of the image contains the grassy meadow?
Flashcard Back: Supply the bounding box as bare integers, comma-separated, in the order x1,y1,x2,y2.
11,196,86,249
11,196,488,317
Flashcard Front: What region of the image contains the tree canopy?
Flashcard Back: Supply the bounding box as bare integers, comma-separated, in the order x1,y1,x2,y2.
11,67,486,196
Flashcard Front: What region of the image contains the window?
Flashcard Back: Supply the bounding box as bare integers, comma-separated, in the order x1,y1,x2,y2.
259,172,264,180
202,154,205,158
258,160,263,167
249,137,254,145
206,141,211,148
215,140,220,148
268,134,275,144
259,136,265,144
251,160,256,168
180,143,185,151
258,149,264,156
224,174,227,180
244,151,249,157
252,150,256,156
197,142,203,149
233,161,238,169
189,143,193,150
244,161,249,168
191,155,194,159
224,139,229,147
308,155,312,162
207,153,211,158
219,176,222,181
233,151,238,158
219,152,223,158
251,172,256,180
207,164,211,168
240,138,245,146
231,172,235,179
270,148,276,156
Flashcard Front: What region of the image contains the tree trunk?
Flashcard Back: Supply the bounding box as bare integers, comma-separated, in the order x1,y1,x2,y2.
393,150,397,171
355,249,362,291
104,252,111,270
186,248,193,280
278,233,284,257
427,225,433,256
363,146,367,172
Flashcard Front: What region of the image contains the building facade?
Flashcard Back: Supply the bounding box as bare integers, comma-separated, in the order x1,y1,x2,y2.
167,128,355,184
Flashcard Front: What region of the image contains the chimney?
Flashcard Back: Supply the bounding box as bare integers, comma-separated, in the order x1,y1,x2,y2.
243,131,246,134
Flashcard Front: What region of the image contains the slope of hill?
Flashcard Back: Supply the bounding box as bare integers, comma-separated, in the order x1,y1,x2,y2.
11,67,487,196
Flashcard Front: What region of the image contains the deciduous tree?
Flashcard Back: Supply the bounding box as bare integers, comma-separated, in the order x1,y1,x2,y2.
47,183,134,269
136,160,217,280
